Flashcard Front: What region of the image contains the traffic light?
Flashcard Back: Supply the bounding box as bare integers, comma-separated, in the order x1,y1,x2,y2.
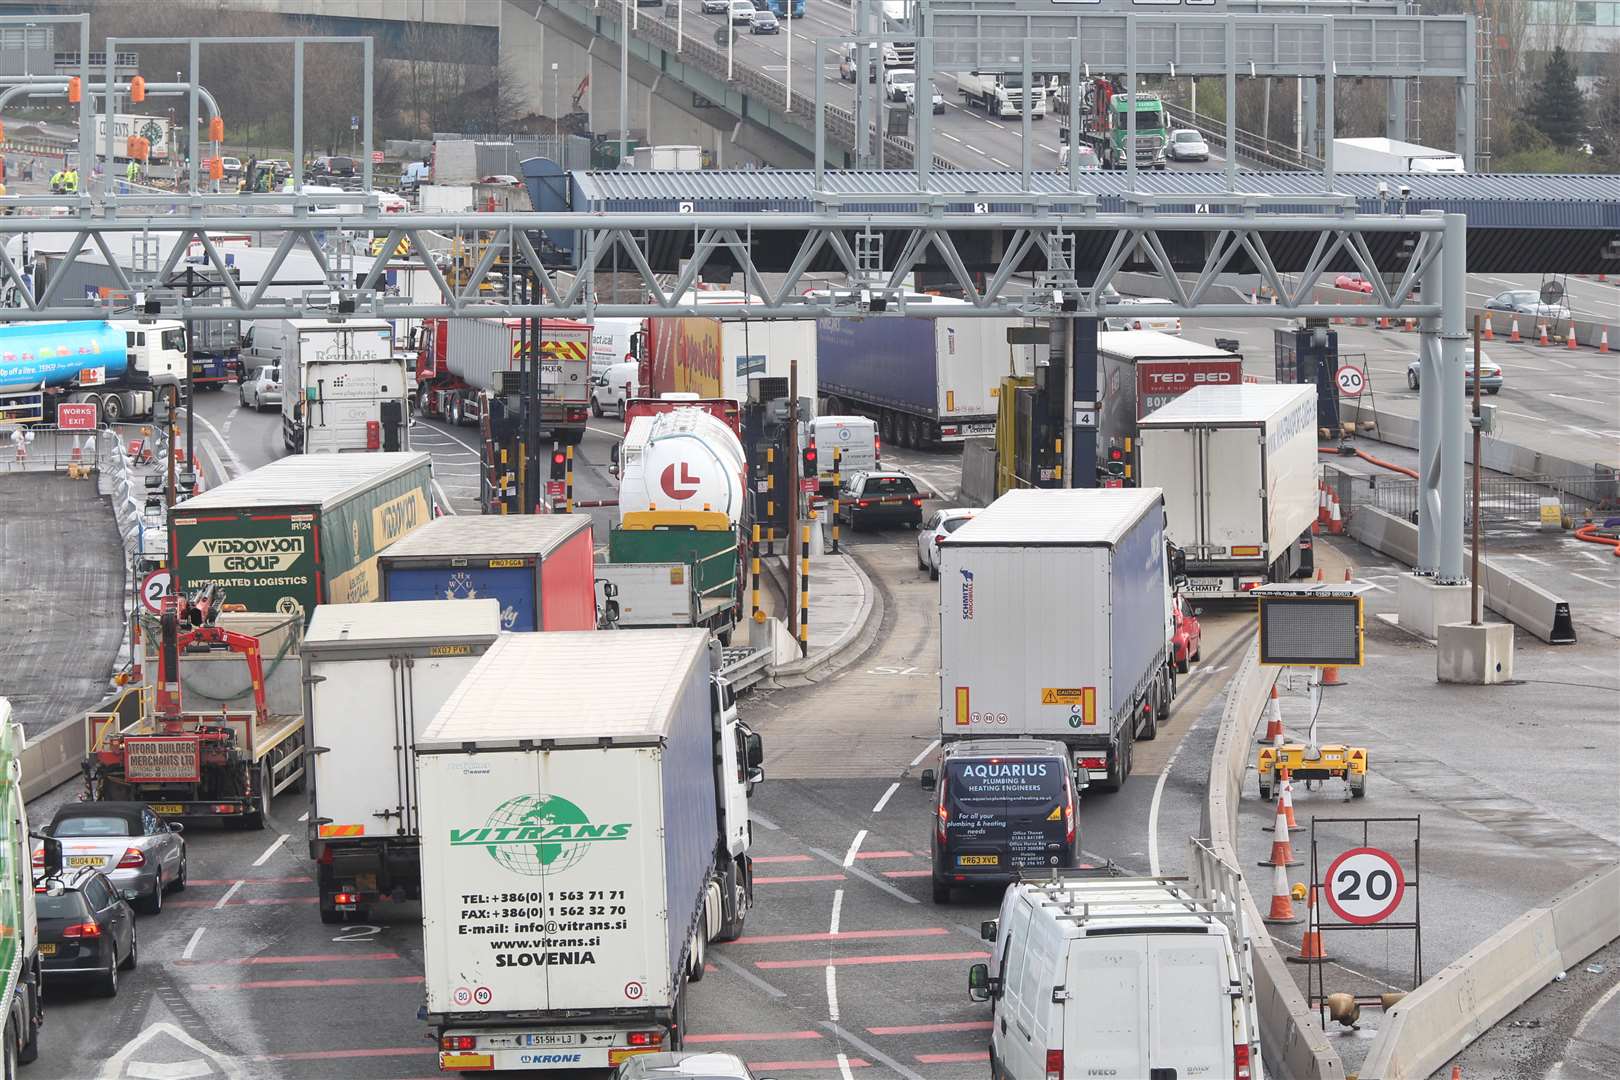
550,448,567,481
802,442,818,478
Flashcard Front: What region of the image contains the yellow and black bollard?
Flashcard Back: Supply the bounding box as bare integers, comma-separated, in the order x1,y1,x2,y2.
830,448,842,553
750,524,762,625
564,444,575,513
765,446,776,556
798,523,811,654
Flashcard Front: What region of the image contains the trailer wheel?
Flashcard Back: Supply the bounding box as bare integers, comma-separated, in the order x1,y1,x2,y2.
687,927,705,983
243,763,270,829
1349,771,1367,799
103,393,125,422
714,860,748,942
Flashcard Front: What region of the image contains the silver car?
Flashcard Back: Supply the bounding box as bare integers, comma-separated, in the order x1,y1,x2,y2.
43,802,186,915
1168,128,1211,162
239,365,282,411
1483,289,1571,323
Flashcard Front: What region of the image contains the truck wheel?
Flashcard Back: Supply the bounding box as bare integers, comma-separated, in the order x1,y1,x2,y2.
1349,772,1367,799
17,991,39,1065
243,763,270,829
714,861,747,942
687,927,705,983
103,394,125,422
1139,696,1159,742
4,1015,18,1080
905,414,923,449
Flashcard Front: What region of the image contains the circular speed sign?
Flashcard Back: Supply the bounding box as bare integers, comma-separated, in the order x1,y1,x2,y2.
1323,847,1406,925
1336,365,1366,398
139,569,172,614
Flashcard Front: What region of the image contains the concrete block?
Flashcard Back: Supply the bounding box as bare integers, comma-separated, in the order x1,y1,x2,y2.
1396,574,1471,639
1437,622,1516,684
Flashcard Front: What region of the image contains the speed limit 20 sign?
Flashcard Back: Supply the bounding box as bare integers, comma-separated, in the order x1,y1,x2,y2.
139,569,172,614
1323,846,1405,924
1336,365,1366,398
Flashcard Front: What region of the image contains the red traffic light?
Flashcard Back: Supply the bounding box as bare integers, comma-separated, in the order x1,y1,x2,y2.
549,449,567,481
1109,447,1124,461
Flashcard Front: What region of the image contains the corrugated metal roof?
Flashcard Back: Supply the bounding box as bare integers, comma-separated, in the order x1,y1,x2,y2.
946,487,1164,546
179,452,431,511
380,513,592,560
571,170,1620,228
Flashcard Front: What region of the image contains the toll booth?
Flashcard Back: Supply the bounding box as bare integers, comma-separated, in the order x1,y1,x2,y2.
1275,325,1340,432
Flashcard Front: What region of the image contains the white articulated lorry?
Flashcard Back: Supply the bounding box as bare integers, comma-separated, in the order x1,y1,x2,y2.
1137,385,1319,599
274,319,410,454
938,488,1175,792
301,598,503,924
417,629,763,1073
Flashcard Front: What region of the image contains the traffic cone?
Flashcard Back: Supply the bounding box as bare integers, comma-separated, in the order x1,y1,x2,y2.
70,435,82,464
1509,317,1521,343
1481,319,1494,342
1538,322,1551,347
1251,287,1259,305
1288,887,1334,964
1569,326,1580,350
1344,567,1354,583
1601,328,1610,354
1259,797,1300,866
1322,663,1343,687
1403,316,1416,332
1328,496,1344,535
1264,863,1302,924
1318,485,1330,525
1280,773,1301,830
1377,314,1392,330
1315,567,1325,582
1259,685,1284,744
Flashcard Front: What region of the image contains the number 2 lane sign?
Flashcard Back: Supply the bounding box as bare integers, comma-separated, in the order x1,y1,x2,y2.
1323,846,1405,924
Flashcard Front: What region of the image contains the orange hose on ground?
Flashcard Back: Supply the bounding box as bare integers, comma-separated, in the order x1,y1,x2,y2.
1319,446,1419,480
1574,523,1620,557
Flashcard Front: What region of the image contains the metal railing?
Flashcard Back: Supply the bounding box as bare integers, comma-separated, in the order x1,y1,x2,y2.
0,423,106,473
1162,101,1321,171
1352,472,1618,526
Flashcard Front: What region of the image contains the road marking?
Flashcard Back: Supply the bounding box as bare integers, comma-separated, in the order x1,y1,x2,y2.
760,950,990,970
810,847,919,905
940,131,962,143
983,119,1004,130
842,830,867,867
989,156,1012,168
214,879,245,910
193,975,422,991
124,1061,218,1079
1547,393,1604,406
711,952,788,998
868,1021,992,1035
963,143,987,156
908,738,940,768
1148,764,1173,875
433,479,459,515
181,952,399,968
753,853,815,864
98,1022,244,1080
882,870,932,878
252,833,290,867
829,888,844,935
919,1052,990,1065
297,810,309,822
1039,143,1057,153
871,782,900,814
736,928,949,945
825,964,841,1021
753,812,781,830
819,1023,928,1080
1570,572,1615,589
685,1032,823,1044
1514,553,1550,566
181,927,206,961
1570,971,1620,1042
188,409,246,480
755,873,847,885
854,850,913,860
1358,578,1393,593
838,1052,857,1080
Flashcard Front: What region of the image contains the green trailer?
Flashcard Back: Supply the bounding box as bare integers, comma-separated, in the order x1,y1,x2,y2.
604,511,743,640
171,452,435,622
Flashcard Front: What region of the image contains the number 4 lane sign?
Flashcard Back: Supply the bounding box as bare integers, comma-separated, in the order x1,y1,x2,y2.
1324,846,1405,925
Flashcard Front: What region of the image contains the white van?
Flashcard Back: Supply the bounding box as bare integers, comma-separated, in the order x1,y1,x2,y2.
806,414,879,492
591,359,641,418
970,874,1260,1080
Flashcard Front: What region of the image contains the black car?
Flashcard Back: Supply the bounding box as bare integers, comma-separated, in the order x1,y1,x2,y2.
922,738,1078,904
307,154,356,179
36,866,137,997
837,471,925,530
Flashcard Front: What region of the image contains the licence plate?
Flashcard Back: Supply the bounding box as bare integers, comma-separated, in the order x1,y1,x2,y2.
38,944,55,956
524,1034,581,1047
958,855,1000,866
67,856,104,867
150,804,184,815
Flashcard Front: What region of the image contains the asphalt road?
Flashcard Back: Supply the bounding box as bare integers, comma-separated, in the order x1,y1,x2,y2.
636,2,1228,175
32,406,1248,1079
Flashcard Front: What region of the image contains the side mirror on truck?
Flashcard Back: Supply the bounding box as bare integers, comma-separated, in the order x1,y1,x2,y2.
920,768,936,791
967,962,996,1003
34,835,62,879
744,730,765,787
609,443,620,477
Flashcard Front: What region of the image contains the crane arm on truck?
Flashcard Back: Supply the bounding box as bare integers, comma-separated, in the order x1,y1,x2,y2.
153,586,267,727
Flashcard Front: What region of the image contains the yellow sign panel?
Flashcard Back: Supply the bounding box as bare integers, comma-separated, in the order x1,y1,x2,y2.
1041,687,1087,705
954,686,971,726
1041,686,1096,727
487,558,525,568
428,644,474,657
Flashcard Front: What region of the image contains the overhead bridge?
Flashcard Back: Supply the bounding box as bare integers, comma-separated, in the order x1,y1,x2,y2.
564,168,1620,275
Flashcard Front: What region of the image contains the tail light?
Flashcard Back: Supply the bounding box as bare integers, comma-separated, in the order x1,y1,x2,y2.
334,891,359,906
1064,783,1076,845
1176,319,1184,332
1132,320,1143,330
117,848,145,869
1235,1043,1252,1080
873,431,881,462
910,497,924,507
63,921,103,939
858,500,871,509
364,419,380,450
1078,756,1106,770
936,778,949,846
567,406,588,422
626,1031,663,1047
1045,1049,1063,1080
441,1036,476,1051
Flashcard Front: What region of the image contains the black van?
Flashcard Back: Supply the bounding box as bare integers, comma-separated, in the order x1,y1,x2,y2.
922,738,1078,904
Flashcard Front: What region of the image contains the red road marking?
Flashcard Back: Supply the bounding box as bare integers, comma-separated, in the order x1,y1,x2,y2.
882,870,933,878
685,1031,822,1044
258,1047,429,1062
193,975,424,990
172,896,320,909
754,873,847,885
869,1021,993,1036
178,952,399,967
188,877,313,886
751,854,816,864
917,1051,990,1064
735,928,949,945
757,950,990,970
853,850,915,860
750,1060,870,1072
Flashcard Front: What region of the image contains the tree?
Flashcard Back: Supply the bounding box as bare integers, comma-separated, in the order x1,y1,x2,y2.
1530,46,1586,149
1592,45,1620,166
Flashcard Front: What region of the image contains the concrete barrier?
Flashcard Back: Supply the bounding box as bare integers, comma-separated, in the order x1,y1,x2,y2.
1359,864,1620,1080
960,437,996,508
20,715,88,803
1202,643,1345,1080
1343,504,1575,643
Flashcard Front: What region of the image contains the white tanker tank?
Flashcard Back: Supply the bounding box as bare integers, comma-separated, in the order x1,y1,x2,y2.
618,407,747,524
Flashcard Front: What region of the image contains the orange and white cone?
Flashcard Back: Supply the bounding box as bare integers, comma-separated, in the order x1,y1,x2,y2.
1260,796,1301,866
1539,322,1551,347
1251,287,1259,305
1601,328,1611,354
1328,496,1344,535
1403,316,1417,332
1509,317,1521,343
1377,314,1392,330
1315,567,1325,583
1323,663,1344,687
1287,887,1334,964
1280,773,1301,830
1569,326,1581,350
1258,685,1285,745
1264,863,1302,924
1318,485,1331,525
1481,319,1494,342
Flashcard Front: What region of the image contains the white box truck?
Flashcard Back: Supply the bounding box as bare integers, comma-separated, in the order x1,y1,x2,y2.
301,598,503,923
1137,385,1319,599
276,319,411,454
970,872,1261,1080
1333,136,1465,174
938,488,1175,791
416,629,763,1072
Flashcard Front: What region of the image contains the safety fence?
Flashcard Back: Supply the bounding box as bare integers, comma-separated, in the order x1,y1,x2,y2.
1161,101,1322,172
1351,472,1619,527
0,423,115,474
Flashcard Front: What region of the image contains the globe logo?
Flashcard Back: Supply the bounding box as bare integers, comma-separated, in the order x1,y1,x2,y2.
481,793,595,877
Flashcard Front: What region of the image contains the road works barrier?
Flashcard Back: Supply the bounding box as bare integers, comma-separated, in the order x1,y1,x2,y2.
1198,642,1345,1080
1358,864,1620,1080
